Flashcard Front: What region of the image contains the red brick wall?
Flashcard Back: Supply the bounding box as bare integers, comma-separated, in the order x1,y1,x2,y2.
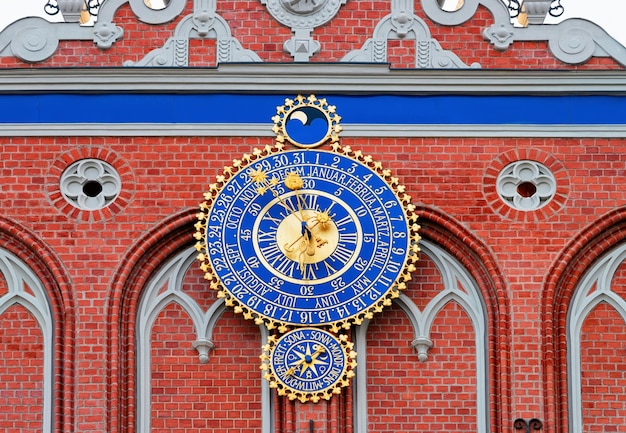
275,398,348,433
579,303,626,431
1,134,625,432
367,303,477,432
0,305,44,432
0,3,625,433
151,305,262,433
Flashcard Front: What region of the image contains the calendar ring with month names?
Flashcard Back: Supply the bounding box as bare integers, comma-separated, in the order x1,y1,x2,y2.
195,143,420,332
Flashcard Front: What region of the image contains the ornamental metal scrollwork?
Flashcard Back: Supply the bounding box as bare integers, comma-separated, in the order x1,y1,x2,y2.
514,418,543,433
504,0,521,18
44,0,60,16
549,0,564,17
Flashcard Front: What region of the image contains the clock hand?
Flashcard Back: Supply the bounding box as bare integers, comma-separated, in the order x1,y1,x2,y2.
284,218,329,253
298,345,326,375
286,345,326,376
285,171,306,221
275,194,301,221
250,168,302,221
302,222,316,256
294,223,319,277
310,345,326,361
263,185,301,220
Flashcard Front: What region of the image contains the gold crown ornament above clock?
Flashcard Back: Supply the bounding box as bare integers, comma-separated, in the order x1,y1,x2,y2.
195,94,420,402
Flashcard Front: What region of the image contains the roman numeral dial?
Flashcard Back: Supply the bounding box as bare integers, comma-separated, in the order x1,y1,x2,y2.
254,188,360,284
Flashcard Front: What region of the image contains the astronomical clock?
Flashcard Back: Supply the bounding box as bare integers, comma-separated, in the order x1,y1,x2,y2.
195,94,420,402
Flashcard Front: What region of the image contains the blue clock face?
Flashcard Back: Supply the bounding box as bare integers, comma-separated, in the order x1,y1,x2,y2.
270,328,347,395
204,149,410,327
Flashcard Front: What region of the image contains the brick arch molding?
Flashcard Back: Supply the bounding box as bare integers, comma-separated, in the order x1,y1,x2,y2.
417,205,512,432
104,205,511,432
0,214,76,433
104,207,197,433
542,206,626,433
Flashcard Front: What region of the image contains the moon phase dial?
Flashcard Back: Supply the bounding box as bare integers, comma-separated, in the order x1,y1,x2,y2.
260,328,357,403
272,94,342,149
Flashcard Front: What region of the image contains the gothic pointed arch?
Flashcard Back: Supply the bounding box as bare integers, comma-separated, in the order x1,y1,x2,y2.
105,207,197,433
353,205,511,432
418,206,511,431
543,207,626,433
0,215,75,433
106,207,269,433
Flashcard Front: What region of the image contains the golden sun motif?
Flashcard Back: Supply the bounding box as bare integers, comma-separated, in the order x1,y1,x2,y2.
286,344,327,377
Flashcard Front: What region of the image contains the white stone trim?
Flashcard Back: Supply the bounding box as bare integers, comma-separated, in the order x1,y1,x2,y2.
2,123,626,138
567,243,626,433
60,159,122,211
353,240,489,433
135,247,272,433
0,249,54,433
1,66,626,93
496,160,557,211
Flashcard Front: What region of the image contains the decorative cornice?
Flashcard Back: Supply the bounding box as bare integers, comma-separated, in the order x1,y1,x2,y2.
1,65,626,94
1,122,625,138
1,66,625,137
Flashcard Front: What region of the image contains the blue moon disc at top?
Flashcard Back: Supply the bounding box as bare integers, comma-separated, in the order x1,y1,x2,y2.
284,107,330,146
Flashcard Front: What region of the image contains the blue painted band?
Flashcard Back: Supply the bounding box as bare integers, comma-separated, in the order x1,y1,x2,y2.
0,93,624,125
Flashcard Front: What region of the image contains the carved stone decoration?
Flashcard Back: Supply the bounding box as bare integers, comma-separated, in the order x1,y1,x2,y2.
523,0,551,25
496,160,557,211
483,23,515,51
92,22,124,49
60,159,122,211
96,0,187,26
342,0,480,68
58,0,85,22
422,0,499,26
0,0,625,66
125,13,261,66
10,25,60,63
420,0,626,66
283,28,321,62
0,17,93,63
260,0,347,61
412,336,433,362
122,0,261,65
192,5,216,37
547,19,599,65
261,0,345,28
92,0,187,48
192,339,215,364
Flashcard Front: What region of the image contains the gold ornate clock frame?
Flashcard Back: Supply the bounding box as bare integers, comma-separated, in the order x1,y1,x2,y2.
195,94,420,402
